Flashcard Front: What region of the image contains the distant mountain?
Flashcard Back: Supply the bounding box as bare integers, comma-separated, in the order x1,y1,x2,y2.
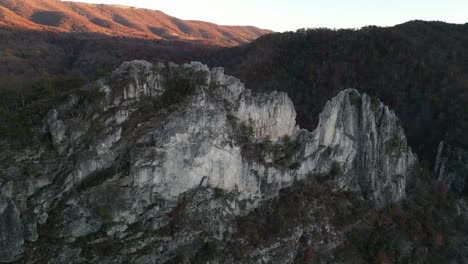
0,0,271,46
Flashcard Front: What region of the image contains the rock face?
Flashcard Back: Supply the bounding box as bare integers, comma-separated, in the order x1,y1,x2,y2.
435,140,468,194
0,197,24,262
234,91,298,141
109,60,166,103
298,89,417,207
0,60,416,263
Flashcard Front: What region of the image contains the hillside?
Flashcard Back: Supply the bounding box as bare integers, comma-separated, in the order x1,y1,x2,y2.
0,0,271,46
205,21,468,165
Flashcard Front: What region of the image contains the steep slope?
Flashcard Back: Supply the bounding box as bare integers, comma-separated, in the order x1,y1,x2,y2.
0,0,271,46
0,60,417,262
206,21,468,166
435,140,468,194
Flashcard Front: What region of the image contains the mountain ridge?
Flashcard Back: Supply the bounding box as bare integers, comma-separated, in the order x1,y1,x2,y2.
0,0,272,46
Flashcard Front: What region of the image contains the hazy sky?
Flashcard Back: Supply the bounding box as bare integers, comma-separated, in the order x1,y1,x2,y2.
63,0,467,32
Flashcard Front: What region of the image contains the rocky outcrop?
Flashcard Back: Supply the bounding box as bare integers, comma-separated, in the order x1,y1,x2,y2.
234,91,298,141
435,140,468,194
107,60,166,104
298,89,417,207
0,60,416,263
0,197,23,262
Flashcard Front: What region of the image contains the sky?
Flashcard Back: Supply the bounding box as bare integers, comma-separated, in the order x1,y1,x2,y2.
63,0,467,32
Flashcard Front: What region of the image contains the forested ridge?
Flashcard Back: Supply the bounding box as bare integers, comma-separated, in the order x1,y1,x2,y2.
206,20,468,163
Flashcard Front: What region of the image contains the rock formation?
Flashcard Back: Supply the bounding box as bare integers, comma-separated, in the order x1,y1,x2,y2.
435,140,468,194
297,89,417,207
0,60,416,263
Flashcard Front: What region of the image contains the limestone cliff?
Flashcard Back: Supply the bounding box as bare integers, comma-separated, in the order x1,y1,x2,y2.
0,60,416,263
297,89,417,207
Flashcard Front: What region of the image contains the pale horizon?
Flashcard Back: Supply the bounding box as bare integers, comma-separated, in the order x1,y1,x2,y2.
62,0,468,32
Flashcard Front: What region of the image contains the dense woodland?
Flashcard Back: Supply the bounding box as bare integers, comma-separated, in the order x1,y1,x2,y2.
206,21,468,163
0,30,217,99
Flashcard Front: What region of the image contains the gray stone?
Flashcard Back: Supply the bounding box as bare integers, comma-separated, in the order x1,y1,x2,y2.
0,197,24,262
435,140,468,194
234,90,298,141
298,89,417,207
110,59,166,103
24,222,38,242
